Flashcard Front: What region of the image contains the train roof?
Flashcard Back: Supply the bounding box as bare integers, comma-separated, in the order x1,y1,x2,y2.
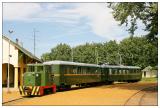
101,64,141,69
43,60,140,69
43,60,100,67
27,60,140,69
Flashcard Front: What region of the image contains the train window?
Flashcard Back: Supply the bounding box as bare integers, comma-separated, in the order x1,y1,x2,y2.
120,69,122,74
109,69,112,75
112,69,115,74
37,66,43,72
129,70,131,74
133,69,135,73
66,67,70,74
73,67,77,74
122,70,124,74
95,69,98,74
78,67,81,74
129,69,131,74
45,65,51,73
87,67,90,74
125,70,127,74
136,69,138,73
64,67,67,74
134,69,136,73
114,69,116,74
123,70,125,74
126,70,128,74
119,69,121,74
27,66,35,72
132,69,134,74
116,70,119,74
122,69,125,74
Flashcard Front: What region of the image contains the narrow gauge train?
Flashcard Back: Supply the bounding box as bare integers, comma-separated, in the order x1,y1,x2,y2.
19,60,142,96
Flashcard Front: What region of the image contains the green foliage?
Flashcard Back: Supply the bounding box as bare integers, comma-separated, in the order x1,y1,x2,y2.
41,37,157,68
50,43,71,61
102,40,119,65
108,2,158,45
119,37,157,68
41,52,51,62
41,43,72,61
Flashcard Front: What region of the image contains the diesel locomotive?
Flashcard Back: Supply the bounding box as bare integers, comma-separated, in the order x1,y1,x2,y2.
19,60,142,96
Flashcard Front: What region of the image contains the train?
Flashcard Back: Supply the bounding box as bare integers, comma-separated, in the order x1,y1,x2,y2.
19,60,142,96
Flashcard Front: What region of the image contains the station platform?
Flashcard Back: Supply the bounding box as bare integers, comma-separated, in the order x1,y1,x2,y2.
2,88,22,103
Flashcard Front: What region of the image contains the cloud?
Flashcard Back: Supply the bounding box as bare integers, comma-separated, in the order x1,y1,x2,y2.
3,3,42,21
3,3,144,41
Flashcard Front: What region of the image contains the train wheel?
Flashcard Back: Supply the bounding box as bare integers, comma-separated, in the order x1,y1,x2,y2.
108,81,114,84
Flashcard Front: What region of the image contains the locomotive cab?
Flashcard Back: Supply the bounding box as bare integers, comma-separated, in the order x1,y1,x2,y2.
19,64,56,96
24,65,42,86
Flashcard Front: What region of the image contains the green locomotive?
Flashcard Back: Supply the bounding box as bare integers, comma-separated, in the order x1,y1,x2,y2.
19,60,142,96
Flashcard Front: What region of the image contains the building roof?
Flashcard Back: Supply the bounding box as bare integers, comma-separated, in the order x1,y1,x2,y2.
142,66,152,71
2,35,42,62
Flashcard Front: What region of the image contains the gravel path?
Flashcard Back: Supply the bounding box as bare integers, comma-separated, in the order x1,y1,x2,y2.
3,82,157,106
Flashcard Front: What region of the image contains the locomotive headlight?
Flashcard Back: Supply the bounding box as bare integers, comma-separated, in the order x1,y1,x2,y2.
36,74,39,77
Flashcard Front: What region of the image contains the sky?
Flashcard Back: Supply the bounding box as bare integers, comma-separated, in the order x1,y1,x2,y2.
2,3,148,58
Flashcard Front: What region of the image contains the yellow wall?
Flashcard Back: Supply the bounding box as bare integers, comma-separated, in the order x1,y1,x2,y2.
18,55,27,85
2,37,40,88
2,64,7,85
2,64,14,86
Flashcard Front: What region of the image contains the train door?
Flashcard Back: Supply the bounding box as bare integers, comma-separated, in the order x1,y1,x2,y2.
45,65,54,85
101,67,108,82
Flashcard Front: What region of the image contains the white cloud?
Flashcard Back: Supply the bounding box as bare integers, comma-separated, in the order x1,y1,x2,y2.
2,3,134,41
3,3,42,21
57,3,126,40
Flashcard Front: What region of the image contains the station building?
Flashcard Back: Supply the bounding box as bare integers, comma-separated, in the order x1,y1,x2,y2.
142,66,158,78
2,36,42,88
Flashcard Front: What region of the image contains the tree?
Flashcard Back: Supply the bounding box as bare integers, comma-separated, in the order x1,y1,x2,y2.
73,43,98,64
41,52,51,62
41,37,157,68
119,36,157,68
50,43,72,61
102,40,119,65
108,2,158,45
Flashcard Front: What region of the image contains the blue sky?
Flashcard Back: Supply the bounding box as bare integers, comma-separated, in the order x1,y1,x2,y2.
3,3,148,58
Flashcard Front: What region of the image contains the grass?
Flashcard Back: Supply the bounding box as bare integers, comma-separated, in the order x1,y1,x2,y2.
141,77,158,82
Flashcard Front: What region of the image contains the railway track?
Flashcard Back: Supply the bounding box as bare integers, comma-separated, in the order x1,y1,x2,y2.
2,96,36,105
3,97,24,105
124,86,157,106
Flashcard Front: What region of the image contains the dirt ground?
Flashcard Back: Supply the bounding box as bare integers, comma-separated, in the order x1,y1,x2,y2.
2,88,21,103
3,82,157,106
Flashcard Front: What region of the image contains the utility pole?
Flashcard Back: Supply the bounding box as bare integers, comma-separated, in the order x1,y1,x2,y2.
118,51,122,65
131,54,133,65
71,48,73,62
95,47,99,64
33,28,38,56
7,29,13,93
